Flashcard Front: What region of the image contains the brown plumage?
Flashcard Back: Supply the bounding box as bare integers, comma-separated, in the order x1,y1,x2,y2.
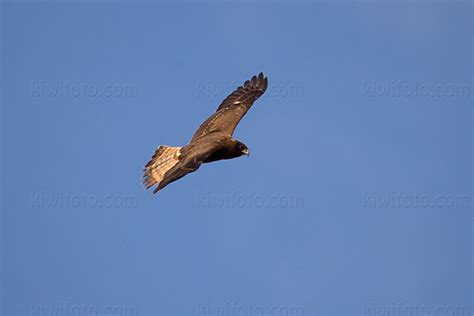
143,72,268,193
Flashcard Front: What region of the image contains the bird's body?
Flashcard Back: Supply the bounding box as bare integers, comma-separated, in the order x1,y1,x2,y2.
192,133,247,164
143,73,268,193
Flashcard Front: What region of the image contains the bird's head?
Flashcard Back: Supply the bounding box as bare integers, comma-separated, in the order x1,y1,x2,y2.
235,140,250,157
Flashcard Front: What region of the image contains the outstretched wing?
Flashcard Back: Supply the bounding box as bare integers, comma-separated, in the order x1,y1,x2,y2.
142,145,183,193
190,72,268,142
143,134,226,193
143,146,203,193
153,159,202,193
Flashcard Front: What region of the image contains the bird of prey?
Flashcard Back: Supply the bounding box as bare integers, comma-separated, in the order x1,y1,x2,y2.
143,72,268,193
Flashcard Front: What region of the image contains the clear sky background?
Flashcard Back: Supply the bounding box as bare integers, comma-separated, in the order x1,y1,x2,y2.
1,1,472,316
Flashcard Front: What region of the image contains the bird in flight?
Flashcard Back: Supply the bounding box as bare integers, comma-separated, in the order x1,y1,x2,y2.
143,72,268,193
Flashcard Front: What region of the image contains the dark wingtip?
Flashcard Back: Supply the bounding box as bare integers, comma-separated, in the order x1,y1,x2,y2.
254,72,268,92
153,181,166,194
243,72,268,91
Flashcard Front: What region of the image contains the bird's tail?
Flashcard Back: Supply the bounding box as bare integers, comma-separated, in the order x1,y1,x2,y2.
143,145,181,192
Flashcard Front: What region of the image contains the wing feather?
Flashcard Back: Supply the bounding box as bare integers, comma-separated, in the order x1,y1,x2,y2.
190,72,268,142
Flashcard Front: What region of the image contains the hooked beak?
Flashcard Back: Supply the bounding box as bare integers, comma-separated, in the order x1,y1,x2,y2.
242,148,250,156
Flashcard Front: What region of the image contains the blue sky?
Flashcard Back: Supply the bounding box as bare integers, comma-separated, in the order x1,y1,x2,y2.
1,1,472,316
